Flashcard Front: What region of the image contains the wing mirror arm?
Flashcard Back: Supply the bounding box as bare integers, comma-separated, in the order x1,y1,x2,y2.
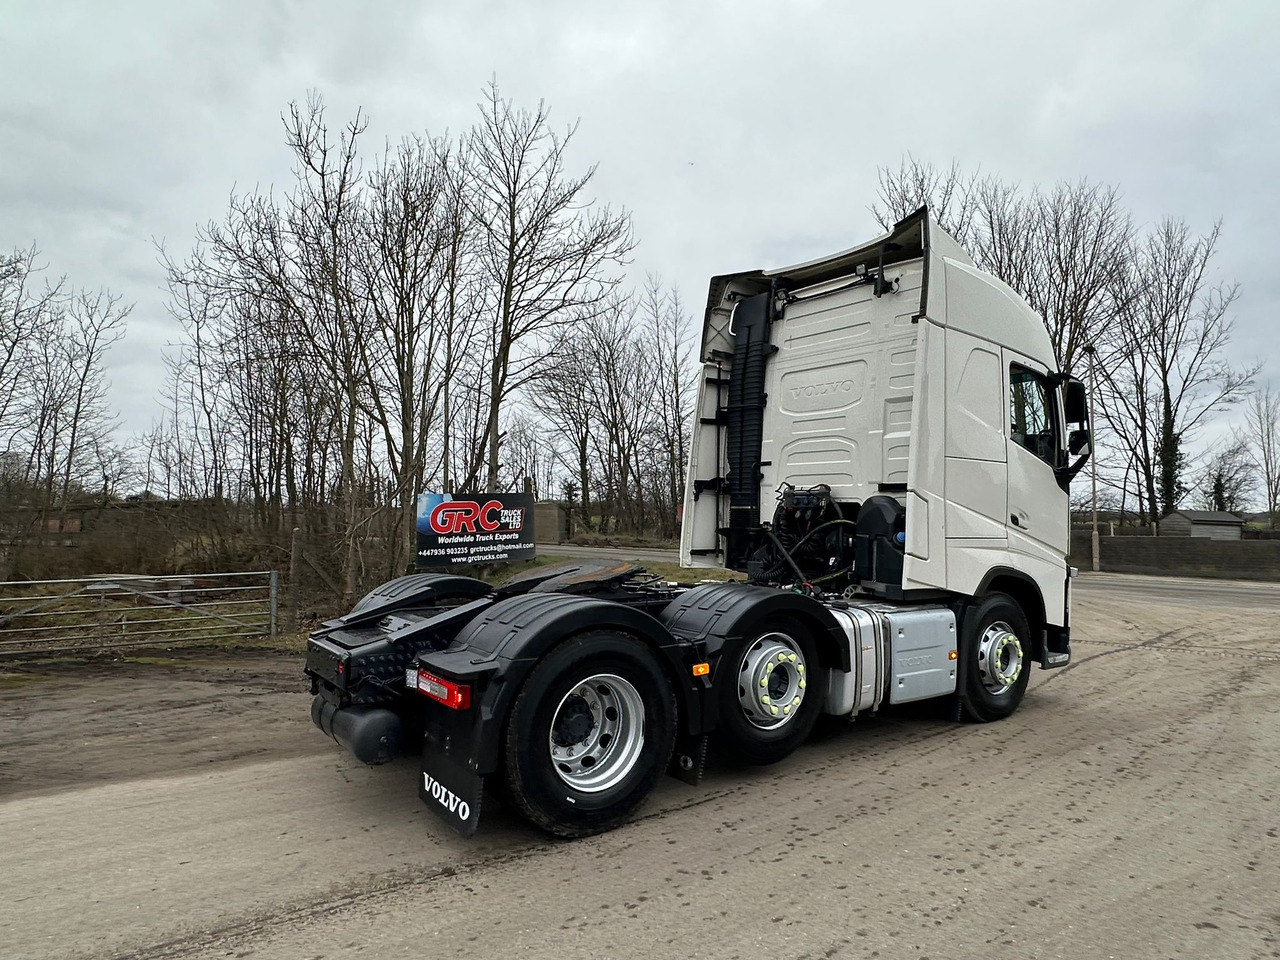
1057,428,1092,485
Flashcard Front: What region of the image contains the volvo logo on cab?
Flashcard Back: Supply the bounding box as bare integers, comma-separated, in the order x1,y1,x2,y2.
789,379,856,400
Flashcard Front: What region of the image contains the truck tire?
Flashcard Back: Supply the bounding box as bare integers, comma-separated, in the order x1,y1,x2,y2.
502,631,677,838
715,617,822,765
959,593,1031,722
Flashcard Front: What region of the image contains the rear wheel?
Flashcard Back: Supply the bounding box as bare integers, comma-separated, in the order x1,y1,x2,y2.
959,593,1031,722
503,631,676,837
715,618,822,764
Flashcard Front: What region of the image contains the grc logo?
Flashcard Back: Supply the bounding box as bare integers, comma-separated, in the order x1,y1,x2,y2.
429,499,518,535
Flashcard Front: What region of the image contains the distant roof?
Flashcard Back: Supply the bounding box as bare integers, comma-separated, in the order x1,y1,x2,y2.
1167,510,1245,524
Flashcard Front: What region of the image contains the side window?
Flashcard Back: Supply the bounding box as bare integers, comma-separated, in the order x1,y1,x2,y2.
1009,365,1058,466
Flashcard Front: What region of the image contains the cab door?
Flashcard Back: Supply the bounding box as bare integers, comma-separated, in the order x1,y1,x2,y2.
1003,354,1069,565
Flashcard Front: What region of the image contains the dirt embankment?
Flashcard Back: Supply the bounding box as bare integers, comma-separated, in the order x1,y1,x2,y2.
0,649,320,800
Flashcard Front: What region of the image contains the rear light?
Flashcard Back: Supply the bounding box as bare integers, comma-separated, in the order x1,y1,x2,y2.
410,667,471,710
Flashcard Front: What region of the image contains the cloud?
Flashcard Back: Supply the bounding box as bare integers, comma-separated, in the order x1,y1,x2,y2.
2,0,1277,434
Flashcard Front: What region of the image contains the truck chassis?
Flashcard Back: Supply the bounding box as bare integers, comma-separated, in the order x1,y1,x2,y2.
306,557,1063,837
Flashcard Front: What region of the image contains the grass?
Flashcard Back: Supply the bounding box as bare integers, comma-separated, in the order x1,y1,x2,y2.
0,670,55,688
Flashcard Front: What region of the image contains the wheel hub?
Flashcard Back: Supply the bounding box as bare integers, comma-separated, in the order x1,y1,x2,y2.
548,674,646,793
551,696,595,746
736,633,807,730
977,621,1023,695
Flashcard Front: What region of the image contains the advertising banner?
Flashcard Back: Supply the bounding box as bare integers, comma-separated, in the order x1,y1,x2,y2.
415,492,536,568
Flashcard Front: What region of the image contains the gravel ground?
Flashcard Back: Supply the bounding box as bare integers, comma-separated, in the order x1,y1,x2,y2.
1,573,1277,960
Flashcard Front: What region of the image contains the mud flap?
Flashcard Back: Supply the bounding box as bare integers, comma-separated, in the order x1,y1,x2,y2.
420,738,484,837
666,732,708,786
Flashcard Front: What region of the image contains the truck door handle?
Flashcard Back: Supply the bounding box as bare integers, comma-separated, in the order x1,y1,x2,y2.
1010,515,1020,527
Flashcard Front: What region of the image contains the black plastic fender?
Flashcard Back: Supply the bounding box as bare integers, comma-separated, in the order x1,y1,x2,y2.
339,572,492,627
415,593,706,778
973,566,1050,662
659,582,851,679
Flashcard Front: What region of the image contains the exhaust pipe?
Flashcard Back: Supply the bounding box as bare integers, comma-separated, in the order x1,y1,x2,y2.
311,696,405,765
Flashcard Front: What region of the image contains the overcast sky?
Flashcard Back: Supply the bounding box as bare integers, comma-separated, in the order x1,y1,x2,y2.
2,0,1277,443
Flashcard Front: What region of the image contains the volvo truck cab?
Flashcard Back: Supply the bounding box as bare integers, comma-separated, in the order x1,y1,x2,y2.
681,207,1089,657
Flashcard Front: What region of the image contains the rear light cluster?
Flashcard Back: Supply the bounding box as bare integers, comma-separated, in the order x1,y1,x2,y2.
405,667,471,710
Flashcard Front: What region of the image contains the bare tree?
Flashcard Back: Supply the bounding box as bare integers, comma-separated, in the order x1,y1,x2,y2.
876,159,1252,523
0,263,129,575
530,277,693,538
499,413,560,499
1020,181,1132,376
52,291,129,517
1193,436,1255,513
465,80,634,492
432,134,486,494
0,246,63,455
1099,219,1256,518
870,156,978,246
637,277,694,539
1242,386,1280,527
356,134,451,575
531,323,596,522
280,95,373,601
876,163,1133,375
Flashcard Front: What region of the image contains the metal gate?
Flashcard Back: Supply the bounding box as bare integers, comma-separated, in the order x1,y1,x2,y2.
0,571,279,656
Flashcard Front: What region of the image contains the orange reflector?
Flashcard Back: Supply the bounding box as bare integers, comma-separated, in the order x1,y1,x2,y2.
692,662,711,677
948,650,959,661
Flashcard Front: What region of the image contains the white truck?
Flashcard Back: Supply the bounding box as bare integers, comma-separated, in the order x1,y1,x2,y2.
304,207,1091,837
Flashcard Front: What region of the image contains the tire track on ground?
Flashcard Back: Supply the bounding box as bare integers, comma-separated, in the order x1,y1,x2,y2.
100,717,977,960
1037,628,1180,685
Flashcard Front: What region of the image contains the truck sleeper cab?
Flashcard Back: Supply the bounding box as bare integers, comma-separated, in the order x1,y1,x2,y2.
303,208,1091,838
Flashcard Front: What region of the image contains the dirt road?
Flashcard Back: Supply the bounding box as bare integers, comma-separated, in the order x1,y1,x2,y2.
2,575,1278,960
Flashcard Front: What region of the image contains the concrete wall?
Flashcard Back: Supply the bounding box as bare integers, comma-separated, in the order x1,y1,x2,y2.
1189,523,1243,540
1159,514,1242,540
533,502,569,543
1158,514,1193,536
1069,530,1280,580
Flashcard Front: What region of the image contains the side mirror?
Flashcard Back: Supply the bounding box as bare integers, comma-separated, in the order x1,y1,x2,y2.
1069,428,1091,456
1064,379,1088,425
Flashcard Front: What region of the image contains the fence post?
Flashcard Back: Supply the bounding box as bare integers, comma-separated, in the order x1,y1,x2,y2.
269,570,279,637
289,527,302,630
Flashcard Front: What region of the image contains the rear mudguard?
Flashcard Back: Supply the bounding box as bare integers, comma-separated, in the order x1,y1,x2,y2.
659,582,851,677
305,597,496,704
327,573,492,630
413,583,847,837
414,593,712,780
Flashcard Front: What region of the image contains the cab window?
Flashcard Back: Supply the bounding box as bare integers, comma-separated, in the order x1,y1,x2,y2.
1010,366,1058,466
